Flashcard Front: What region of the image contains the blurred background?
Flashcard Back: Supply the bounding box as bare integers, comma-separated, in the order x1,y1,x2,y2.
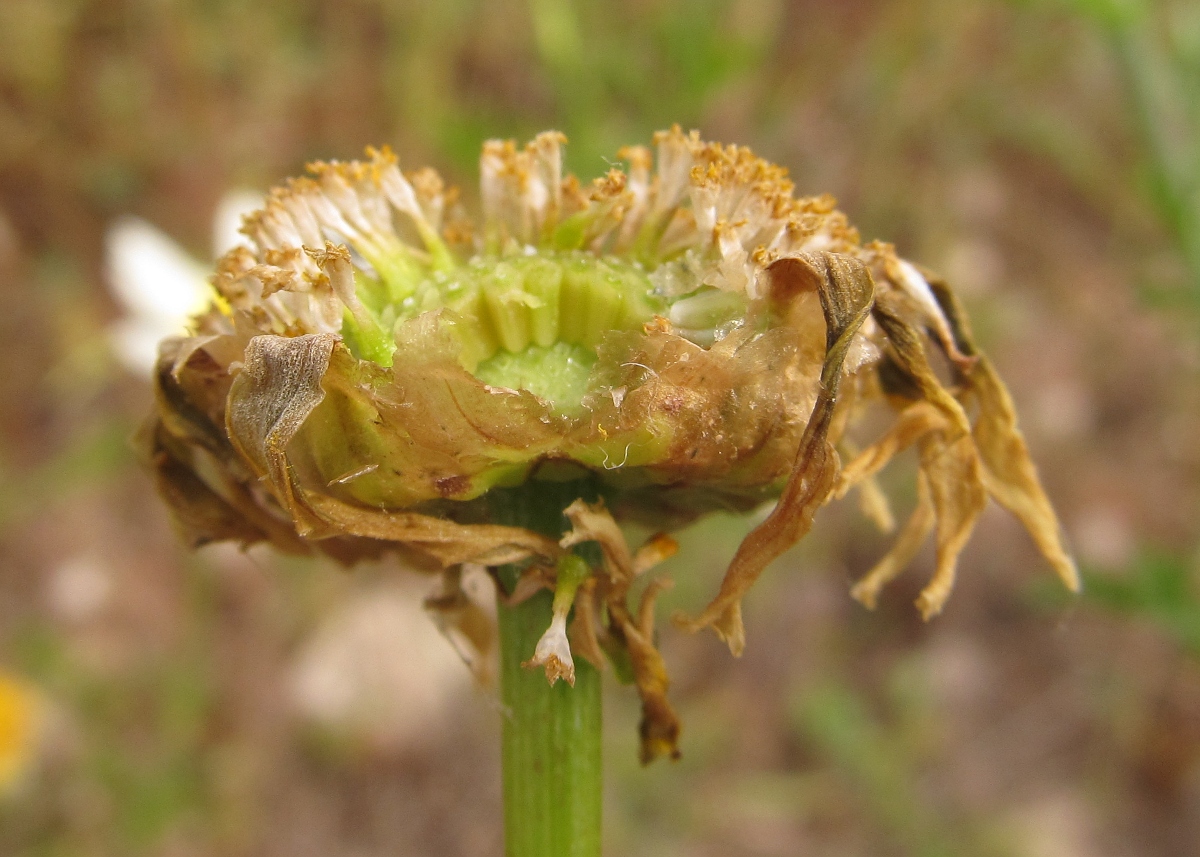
1,0,1199,854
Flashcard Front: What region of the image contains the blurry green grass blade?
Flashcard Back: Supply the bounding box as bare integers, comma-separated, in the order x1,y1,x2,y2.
1062,0,1147,30
1081,550,1200,656
791,681,991,857
529,0,585,73
0,418,134,527
1014,0,1200,296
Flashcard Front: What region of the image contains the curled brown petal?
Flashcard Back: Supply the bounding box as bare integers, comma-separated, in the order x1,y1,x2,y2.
924,274,1080,593
969,358,1081,592
913,431,987,619
561,499,635,585
676,251,875,655
143,420,298,551
610,579,681,763
863,298,988,616
838,438,896,534
146,336,312,554
567,578,607,671
561,499,682,762
226,333,340,532
834,401,949,499
851,472,935,609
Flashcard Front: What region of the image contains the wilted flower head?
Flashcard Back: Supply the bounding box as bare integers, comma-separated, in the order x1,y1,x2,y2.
143,128,1078,761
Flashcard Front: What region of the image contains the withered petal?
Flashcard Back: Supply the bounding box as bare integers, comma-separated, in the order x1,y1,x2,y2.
226,333,340,533
611,582,681,764
860,301,988,616
835,401,949,499
913,431,987,619
561,499,635,585
561,500,682,761
567,579,607,671
923,272,1079,593
969,358,1081,593
300,490,562,567
676,251,875,655
851,472,936,609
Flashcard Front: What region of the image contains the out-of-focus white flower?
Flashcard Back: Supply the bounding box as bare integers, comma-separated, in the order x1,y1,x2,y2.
46,554,113,622
105,191,262,375
288,583,471,751
211,191,266,261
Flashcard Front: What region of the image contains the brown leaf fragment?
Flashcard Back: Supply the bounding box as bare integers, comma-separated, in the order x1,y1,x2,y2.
676,251,874,655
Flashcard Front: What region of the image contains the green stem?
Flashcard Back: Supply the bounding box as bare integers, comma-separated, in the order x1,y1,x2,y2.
492,483,603,857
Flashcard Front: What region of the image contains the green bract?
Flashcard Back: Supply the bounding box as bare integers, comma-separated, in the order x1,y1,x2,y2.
144,129,1078,760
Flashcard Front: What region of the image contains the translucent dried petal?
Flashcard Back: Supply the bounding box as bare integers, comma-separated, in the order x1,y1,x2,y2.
561,500,682,761
675,252,875,654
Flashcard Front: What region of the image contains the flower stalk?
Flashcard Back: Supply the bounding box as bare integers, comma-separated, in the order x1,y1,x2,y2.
499,587,602,857
492,483,603,857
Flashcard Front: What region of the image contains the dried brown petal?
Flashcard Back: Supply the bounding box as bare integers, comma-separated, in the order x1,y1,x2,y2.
561,500,682,762
925,273,1080,593
676,252,875,654
851,472,935,609
425,566,498,685
865,295,989,615
561,500,634,585
913,429,987,619
835,401,950,498
226,333,339,532
567,578,607,671
968,358,1080,592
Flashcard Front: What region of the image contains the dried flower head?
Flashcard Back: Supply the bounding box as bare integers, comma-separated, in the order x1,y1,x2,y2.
143,128,1078,761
